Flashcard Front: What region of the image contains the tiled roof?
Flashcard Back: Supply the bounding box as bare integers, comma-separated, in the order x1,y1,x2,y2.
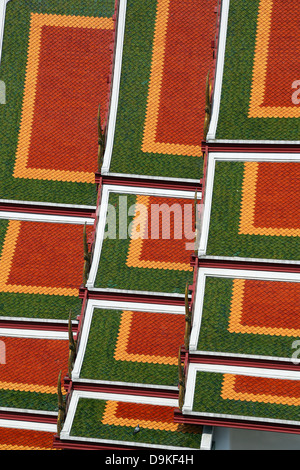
0,0,115,207
74,306,185,388
0,335,68,413
191,270,300,361
204,159,300,262
210,0,300,142
103,0,217,180
60,392,204,450
0,217,93,320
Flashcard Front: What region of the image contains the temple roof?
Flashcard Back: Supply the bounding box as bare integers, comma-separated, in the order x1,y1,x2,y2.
207,0,300,144
1,0,299,452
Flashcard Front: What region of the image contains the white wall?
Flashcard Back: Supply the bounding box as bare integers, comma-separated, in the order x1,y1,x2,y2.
213,427,300,450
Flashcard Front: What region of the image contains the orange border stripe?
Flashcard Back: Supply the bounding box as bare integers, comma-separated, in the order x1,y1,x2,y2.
126,195,192,271
13,13,114,183
221,374,300,406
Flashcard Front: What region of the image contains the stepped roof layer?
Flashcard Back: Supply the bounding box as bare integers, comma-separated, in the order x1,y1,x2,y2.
72,300,185,390
59,391,205,450
189,268,300,363
199,155,300,263
101,0,217,181
0,0,215,452
0,333,68,416
209,0,300,143
87,185,198,296
182,365,300,432
0,214,93,322
0,0,115,207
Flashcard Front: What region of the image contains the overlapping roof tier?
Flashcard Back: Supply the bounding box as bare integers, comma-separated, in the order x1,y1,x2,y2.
0,0,218,452
176,0,300,435
207,0,300,146
3,0,300,451
0,0,115,211
100,0,217,182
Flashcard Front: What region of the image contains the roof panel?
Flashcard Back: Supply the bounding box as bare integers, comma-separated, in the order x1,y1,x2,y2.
210,0,300,143
103,0,217,180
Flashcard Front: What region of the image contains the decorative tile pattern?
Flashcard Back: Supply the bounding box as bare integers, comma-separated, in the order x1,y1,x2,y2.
197,276,300,359
0,427,56,450
215,0,300,141
0,336,68,412
70,396,203,448
79,308,185,387
0,218,92,319
14,13,114,184
206,161,300,261
94,192,195,294
193,370,300,423
108,0,217,179
0,0,115,205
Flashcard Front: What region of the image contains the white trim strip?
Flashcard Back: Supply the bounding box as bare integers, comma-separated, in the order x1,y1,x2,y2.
106,172,201,184
101,0,127,175
206,0,230,141
0,328,68,339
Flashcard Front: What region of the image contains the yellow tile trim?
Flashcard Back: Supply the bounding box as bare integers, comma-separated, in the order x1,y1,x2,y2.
239,161,300,237
13,13,114,183
141,0,202,157
102,400,179,431
0,444,54,450
0,380,65,395
228,278,300,337
114,310,177,365
248,0,300,118
126,194,192,272
221,373,300,406
0,220,77,297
